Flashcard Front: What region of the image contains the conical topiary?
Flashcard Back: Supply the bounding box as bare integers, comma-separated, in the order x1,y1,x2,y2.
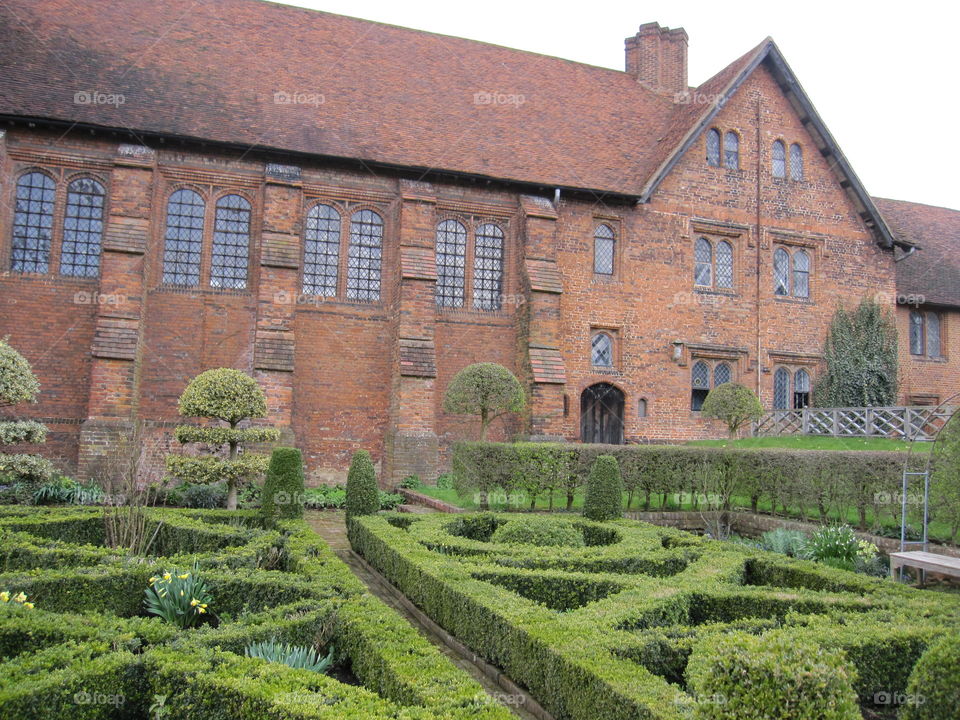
261,447,305,522
582,455,623,522
345,450,379,519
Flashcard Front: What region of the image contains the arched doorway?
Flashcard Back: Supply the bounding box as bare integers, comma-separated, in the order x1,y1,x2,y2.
580,383,625,444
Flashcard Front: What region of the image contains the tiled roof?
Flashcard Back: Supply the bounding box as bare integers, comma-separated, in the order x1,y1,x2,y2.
874,198,960,308
0,0,684,196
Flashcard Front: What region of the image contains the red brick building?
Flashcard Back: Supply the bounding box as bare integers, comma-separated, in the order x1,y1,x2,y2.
0,1,955,483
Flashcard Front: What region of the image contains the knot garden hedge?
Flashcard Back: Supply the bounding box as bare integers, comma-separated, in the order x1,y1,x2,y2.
349,512,960,720
0,506,515,719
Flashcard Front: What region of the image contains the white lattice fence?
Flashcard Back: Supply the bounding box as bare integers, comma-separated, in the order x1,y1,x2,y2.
754,406,956,441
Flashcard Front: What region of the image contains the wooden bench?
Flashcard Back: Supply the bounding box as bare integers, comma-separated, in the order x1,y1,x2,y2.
889,551,960,583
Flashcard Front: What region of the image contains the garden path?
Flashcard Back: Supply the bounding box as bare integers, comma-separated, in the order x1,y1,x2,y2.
305,511,548,720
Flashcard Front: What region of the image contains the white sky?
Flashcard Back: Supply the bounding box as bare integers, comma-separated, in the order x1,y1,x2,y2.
276,0,958,211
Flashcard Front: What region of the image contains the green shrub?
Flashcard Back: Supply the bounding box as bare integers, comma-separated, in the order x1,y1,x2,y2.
901,634,960,720
443,363,525,441
399,475,421,489
31,476,103,506
261,447,305,522
583,455,623,521
0,339,52,484
345,450,379,519
685,633,860,719
491,517,585,547
758,528,807,557
802,525,873,564
245,638,334,673
700,383,763,438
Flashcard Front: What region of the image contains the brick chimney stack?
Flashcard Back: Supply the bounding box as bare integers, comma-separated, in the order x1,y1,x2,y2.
625,22,689,97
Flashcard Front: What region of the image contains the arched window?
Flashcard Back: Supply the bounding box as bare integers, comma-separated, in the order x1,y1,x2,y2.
773,367,790,410
435,219,466,308
927,312,942,358
162,189,205,286
591,332,613,367
474,223,504,310
724,131,739,170
594,224,615,275
792,249,810,299
210,194,250,289
691,360,710,411
11,171,56,274
303,204,341,296
60,178,105,277
694,238,713,286
790,143,804,181
714,362,732,386
347,209,383,302
638,398,648,418
773,248,790,296
772,140,786,179
706,128,721,167
794,369,811,409
909,311,924,355
715,240,734,289
911,311,943,357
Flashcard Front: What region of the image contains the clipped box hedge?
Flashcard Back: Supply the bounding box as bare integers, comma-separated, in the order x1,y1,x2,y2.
0,507,515,720
349,511,960,720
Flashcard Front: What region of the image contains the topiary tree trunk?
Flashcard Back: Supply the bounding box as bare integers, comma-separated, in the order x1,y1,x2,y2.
345,450,379,519
261,447,306,523
582,455,624,522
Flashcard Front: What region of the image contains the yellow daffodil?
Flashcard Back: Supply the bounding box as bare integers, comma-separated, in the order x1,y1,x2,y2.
0,592,9,603
178,573,189,580
23,602,34,610
190,598,199,607
162,573,171,581
149,577,158,585
198,607,207,614
13,593,26,604
179,590,184,597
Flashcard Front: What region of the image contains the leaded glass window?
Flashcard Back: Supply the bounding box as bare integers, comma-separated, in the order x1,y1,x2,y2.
210,194,250,289
60,178,104,277
303,204,341,296
591,333,613,367
691,361,710,411
724,131,739,170
793,249,810,299
347,209,383,302
772,140,786,179
694,238,712,286
926,312,941,358
474,223,504,311
794,369,810,409
790,143,804,181
594,224,615,275
773,248,790,296
716,241,733,289
162,189,205,286
11,171,55,274
773,367,790,410
909,311,924,355
706,128,721,167
714,362,731,386
435,219,466,308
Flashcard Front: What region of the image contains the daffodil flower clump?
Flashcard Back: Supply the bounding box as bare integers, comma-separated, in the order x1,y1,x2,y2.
143,565,213,629
0,590,35,609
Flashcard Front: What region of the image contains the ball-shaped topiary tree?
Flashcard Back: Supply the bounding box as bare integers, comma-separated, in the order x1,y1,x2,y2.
443,363,525,441
900,633,960,720
582,455,624,522
685,633,860,720
345,449,379,519
261,447,306,522
0,338,52,483
700,382,764,438
166,368,280,510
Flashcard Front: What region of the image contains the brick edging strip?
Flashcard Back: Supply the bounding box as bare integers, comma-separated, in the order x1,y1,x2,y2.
397,488,464,513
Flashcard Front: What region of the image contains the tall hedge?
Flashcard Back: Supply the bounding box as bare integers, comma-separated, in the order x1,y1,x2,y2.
451,441,933,532
345,450,379,519
582,455,623,522
900,634,960,720
261,447,305,522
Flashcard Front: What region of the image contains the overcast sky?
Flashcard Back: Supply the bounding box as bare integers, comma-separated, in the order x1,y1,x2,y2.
275,0,957,211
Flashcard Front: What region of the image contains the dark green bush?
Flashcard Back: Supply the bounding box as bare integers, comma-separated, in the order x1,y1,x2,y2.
685,633,860,719
583,455,623,522
491,517,585,547
901,634,960,720
261,447,305,522
345,450,379,519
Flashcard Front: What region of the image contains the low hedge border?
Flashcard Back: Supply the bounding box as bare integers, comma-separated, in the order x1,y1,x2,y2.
0,507,515,720
349,512,960,720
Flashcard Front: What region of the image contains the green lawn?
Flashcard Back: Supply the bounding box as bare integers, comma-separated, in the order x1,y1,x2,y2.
687,435,914,451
